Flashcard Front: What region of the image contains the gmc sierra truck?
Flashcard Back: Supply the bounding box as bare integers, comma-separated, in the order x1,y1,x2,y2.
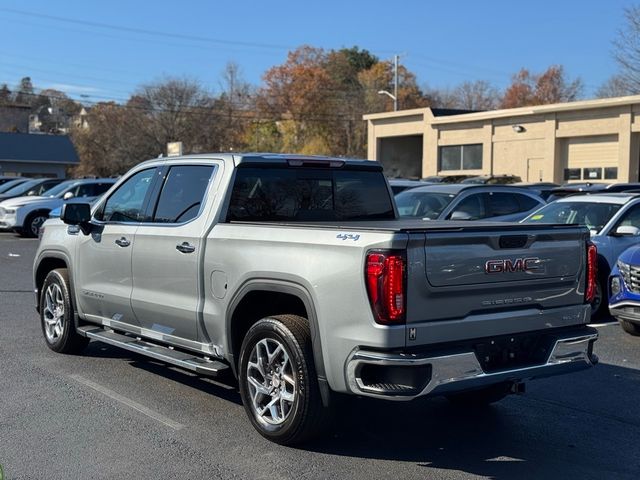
34,153,599,445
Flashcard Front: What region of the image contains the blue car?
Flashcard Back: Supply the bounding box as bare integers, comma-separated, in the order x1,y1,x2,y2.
609,245,640,336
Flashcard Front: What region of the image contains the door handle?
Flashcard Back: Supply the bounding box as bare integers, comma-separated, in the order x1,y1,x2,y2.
176,242,196,254
115,237,131,247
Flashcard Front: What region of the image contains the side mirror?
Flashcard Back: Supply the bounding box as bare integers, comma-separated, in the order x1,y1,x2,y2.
63,191,75,200
613,225,640,237
450,210,473,221
61,203,92,234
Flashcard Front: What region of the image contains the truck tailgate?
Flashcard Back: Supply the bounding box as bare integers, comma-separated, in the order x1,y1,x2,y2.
406,224,589,329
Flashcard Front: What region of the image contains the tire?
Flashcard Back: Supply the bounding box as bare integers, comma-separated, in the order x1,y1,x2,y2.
620,319,640,336
23,211,49,238
238,314,329,445
589,277,607,322
446,382,512,407
40,268,89,354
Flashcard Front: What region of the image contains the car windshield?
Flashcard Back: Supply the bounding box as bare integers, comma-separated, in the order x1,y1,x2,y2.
395,191,456,219
1,179,41,195
522,201,623,233
42,180,77,198
0,179,26,193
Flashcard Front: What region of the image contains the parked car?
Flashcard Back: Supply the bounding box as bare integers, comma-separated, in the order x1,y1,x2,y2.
0,178,28,194
0,178,64,201
461,174,522,185
0,178,116,237
546,183,610,202
395,184,545,222
388,178,431,195
609,244,640,336
422,174,475,183
0,176,24,187
512,182,559,201
34,153,597,445
522,193,640,319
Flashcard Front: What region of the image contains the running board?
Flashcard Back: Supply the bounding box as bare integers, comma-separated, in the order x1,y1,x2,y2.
77,325,229,376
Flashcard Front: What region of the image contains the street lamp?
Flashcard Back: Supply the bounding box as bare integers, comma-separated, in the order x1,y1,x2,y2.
378,90,397,111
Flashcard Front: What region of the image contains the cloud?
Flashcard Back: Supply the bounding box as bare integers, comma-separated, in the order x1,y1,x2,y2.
45,83,102,95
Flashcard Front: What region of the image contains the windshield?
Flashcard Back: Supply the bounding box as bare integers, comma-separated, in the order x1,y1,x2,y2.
0,179,26,193
395,191,456,219
2,179,40,195
42,180,77,198
522,201,622,233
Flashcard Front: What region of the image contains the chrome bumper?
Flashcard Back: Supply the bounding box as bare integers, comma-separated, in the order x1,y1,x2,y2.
609,301,640,323
346,330,598,400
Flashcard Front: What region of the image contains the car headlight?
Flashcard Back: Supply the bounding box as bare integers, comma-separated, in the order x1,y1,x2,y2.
3,207,17,214
611,276,622,296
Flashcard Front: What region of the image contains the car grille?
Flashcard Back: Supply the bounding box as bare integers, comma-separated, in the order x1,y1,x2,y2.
619,261,640,293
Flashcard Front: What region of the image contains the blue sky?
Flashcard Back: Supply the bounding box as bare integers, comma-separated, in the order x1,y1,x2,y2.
0,0,634,101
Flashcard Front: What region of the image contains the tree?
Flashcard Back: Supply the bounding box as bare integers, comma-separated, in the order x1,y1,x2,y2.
453,80,500,110
501,66,582,108
0,84,10,104
217,61,254,151
613,5,640,94
14,76,34,105
595,74,633,98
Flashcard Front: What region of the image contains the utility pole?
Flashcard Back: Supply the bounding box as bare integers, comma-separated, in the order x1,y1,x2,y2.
393,54,399,111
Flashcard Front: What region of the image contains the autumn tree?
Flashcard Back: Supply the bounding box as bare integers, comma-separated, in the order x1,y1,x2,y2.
501,66,582,108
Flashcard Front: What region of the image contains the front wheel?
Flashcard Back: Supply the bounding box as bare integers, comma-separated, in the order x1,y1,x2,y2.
238,315,329,445
40,268,89,354
23,211,49,238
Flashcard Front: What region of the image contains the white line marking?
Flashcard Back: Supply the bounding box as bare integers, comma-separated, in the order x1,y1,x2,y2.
69,374,184,430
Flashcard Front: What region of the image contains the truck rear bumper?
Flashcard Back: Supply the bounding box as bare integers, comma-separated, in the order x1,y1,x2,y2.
345,326,598,400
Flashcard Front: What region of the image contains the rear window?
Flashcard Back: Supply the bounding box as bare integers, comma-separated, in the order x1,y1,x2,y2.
227,167,394,222
523,201,622,233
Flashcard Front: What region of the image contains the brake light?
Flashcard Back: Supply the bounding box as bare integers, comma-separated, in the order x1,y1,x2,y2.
366,251,406,324
585,242,597,303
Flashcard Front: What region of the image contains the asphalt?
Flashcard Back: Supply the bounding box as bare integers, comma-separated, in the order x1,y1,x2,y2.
1,231,639,480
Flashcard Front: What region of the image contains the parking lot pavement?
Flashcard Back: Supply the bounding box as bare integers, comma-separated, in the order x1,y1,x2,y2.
1,231,640,480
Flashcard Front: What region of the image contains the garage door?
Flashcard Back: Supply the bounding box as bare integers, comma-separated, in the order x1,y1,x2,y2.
563,135,618,181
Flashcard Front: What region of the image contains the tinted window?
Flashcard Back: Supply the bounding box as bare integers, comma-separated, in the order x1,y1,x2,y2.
517,194,542,212
98,169,155,223
616,205,640,229
439,144,483,171
449,194,485,220
152,165,214,223
227,167,394,222
488,192,520,216
604,167,618,180
395,191,456,219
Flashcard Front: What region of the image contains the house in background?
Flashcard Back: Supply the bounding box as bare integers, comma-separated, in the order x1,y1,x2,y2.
0,131,79,177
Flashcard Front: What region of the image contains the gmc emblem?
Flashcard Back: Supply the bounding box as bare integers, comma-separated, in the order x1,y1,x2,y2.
485,257,541,274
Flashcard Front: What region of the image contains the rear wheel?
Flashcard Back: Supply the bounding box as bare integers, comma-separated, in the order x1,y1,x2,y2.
589,278,607,322
238,315,329,445
40,268,89,354
620,319,640,336
446,382,512,407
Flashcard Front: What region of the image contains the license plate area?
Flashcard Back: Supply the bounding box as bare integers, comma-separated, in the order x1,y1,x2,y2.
474,331,556,373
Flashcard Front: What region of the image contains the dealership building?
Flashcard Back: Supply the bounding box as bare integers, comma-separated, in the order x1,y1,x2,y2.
364,95,640,183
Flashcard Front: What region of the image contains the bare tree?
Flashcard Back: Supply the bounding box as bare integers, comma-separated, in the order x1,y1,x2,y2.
596,74,633,98
453,80,500,110
614,5,640,93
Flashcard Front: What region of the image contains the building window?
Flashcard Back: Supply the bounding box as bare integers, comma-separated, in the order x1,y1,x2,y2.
439,144,483,171
604,167,618,180
583,168,602,180
564,168,581,181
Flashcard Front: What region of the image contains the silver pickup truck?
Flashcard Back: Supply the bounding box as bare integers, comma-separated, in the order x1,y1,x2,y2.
34,153,599,445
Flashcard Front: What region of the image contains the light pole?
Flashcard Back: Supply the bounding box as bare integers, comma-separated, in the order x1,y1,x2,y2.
377,90,397,111
377,54,400,111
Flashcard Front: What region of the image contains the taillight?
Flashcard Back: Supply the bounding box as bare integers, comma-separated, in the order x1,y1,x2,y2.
366,251,406,324
585,242,597,303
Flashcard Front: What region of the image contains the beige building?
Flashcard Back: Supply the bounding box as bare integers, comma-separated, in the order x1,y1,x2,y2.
364,95,640,183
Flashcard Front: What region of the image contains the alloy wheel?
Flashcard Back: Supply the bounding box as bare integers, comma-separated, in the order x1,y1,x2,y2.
43,283,65,343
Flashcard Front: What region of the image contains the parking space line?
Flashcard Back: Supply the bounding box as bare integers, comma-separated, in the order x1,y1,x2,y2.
69,374,184,431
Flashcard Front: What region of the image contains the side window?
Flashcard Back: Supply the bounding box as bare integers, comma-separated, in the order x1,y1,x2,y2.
93,182,114,196
450,193,485,220
488,192,520,217
97,169,156,223
517,194,541,212
152,165,214,223
616,205,640,229
76,184,96,198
